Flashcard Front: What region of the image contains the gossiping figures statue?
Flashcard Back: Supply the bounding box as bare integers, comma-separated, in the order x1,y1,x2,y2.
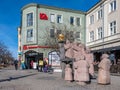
59,39,96,85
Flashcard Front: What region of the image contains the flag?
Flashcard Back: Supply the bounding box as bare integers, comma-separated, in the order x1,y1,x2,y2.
40,13,48,20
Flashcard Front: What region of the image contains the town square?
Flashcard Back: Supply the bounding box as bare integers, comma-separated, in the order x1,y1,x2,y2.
0,0,120,90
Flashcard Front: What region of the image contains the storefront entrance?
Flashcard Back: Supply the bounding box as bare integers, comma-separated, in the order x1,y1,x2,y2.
25,50,43,69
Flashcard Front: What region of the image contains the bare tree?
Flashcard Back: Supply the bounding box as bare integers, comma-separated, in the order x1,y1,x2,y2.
0,41,14,66
42,24,75,50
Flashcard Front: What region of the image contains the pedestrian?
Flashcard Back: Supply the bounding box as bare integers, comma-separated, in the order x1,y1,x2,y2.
97,54,111,85
43,60,48,72
30,60,34,69
21,59,26,70
14,59,18,70
64,64,73,82
109,52,115,65
38,59,43,72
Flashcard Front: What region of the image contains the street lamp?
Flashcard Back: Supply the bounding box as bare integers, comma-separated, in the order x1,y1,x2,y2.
58,34,64,43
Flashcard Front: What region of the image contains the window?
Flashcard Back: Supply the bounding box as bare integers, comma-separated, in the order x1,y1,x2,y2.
109,0,116,12
70,17,74,25
56,30,62,35
27,13,33,27
57,15,62,23
98,27,103,39
50,29,55,37
90,31,94,42
110,21,116,35
27,29,33,42
90,15,94,24
75,32,81,38
50,14,55,22
76,18,81,26
98,9,103,20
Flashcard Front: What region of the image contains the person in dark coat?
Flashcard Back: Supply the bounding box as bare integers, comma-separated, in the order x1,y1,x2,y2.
14,60,18,70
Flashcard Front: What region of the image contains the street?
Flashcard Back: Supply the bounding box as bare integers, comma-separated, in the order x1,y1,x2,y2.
0,66,120,90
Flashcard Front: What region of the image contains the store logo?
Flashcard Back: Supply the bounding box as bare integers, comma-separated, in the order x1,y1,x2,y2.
40,13,48,20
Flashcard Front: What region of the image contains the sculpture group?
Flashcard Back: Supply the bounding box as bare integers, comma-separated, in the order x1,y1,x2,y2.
60,39,111,85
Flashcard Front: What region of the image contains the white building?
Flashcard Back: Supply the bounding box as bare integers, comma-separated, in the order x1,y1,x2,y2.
86,0,120,62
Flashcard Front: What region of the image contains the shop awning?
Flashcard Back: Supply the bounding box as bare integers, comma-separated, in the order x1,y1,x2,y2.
91,46,120,53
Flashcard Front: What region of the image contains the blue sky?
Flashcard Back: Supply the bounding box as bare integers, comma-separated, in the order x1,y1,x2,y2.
0,0,99,59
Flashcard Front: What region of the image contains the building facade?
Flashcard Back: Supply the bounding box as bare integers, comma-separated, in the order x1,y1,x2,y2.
86,0,120,62
18,0,120,68
18,3,86,68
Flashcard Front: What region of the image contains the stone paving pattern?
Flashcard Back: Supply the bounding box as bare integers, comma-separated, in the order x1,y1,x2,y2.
0,66,120,90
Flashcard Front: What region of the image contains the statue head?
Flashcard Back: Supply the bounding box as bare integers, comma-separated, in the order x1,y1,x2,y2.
66,39,70,44
80,54,85,60
66,64,70,68
85,47,91,53
101,54,109,59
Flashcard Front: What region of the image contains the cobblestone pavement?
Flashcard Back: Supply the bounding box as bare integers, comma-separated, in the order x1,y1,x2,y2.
0,66,120,90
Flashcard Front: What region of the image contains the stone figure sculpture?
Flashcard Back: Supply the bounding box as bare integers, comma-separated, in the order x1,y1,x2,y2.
65,64,73,82
97,54,111,85
59,43,66,78
59,43,65,60
72,42,81,61
73,59,78,81
85,47,95,78
64,39,74,59
76,55,90,85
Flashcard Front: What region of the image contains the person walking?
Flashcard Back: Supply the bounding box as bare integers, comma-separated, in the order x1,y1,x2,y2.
38,59,43,72
30,60,34,69
109,52,115,65
21,59,26,70
14,59,18,70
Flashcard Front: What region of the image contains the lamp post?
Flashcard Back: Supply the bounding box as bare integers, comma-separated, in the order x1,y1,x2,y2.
58,34,66,78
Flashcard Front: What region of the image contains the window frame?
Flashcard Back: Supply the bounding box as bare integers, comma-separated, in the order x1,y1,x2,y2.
89,15,94,24
50,28,55,38
26,29,34,42
109,0,116,12
76,17,81,26
109,21,116,35
97,9,103,20
57,15,63,23
90,31,94,42
98,27,103,39
75,32,81,39
50,14,55,23
70,16,75,25
27,13,33,27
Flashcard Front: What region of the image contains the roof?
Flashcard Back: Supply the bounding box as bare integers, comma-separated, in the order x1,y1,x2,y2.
21,3,86,14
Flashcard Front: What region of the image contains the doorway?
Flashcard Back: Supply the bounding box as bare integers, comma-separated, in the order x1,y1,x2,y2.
25,50,43,69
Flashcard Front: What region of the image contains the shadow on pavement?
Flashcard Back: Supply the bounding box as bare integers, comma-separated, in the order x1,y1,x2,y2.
0,73,37,82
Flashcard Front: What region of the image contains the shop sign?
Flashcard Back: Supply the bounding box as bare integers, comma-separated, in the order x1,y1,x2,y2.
40,13,48,20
